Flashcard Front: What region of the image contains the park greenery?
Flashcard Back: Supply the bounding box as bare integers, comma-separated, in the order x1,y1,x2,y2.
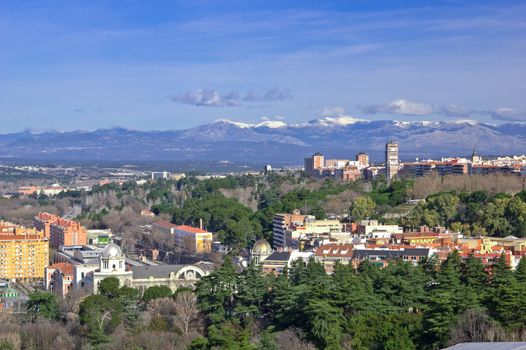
189,253,526,350
19,254,526,349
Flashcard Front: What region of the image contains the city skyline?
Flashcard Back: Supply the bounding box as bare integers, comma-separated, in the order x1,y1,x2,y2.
1,0,525,132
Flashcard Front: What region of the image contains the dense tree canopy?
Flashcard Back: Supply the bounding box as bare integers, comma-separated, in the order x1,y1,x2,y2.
192,253,526,349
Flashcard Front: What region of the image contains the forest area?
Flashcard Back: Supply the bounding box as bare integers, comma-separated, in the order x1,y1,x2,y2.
9,251,526,349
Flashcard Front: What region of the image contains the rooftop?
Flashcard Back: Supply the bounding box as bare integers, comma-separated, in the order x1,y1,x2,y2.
154,220,178,229
176,225,210,234
131,265,188,279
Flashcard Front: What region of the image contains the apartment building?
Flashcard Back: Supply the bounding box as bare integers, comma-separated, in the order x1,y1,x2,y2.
34,212,87,248
272,210,343,249
0,222,49,280
385,141,399,180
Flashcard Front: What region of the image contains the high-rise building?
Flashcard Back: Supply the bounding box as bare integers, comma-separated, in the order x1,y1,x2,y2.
0,222,49,280
304,152,324,174
356,152,369,166
385,141,399,180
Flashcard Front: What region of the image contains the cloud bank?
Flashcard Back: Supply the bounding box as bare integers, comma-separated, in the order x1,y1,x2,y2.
359,99,525,122
172,88,290,107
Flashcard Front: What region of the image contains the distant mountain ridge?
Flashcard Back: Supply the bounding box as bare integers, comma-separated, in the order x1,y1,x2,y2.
0,118,525,164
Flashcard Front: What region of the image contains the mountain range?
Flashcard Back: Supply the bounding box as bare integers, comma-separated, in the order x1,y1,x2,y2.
1,118,525,165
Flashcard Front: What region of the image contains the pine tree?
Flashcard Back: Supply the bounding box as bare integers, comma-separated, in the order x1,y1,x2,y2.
514,257,526,283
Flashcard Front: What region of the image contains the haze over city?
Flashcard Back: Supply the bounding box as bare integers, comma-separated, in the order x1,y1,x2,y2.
1,0,525,132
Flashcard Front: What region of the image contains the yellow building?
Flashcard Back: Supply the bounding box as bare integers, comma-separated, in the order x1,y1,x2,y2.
174,225,213,254
0,224,49,280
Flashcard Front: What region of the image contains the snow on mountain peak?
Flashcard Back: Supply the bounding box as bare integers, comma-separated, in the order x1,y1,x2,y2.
217,119,288,129
255,120,287,128
448,119,479,126
216,119,254,128
318,116,366,126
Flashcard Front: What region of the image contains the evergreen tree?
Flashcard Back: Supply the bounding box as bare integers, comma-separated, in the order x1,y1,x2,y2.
306,299,344,349
26,291,60,321
195,256,238,324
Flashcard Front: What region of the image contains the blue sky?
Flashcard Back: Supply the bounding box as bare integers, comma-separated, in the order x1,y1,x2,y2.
0,0,525,132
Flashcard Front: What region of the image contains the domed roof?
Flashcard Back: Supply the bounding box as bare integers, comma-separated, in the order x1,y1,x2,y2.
102,243,122,258
252,239,272,254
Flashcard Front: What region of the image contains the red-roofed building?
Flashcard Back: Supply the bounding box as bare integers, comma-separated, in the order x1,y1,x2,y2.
34,212,87,248
153,221,213,254
45,262,75,297
314,243,354,273
153,220,178,235
175,225,213,254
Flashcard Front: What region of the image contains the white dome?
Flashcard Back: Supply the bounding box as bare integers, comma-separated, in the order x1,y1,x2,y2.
102,243,122,258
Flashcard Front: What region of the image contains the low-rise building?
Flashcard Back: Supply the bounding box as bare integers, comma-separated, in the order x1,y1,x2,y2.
314,243,354,273
153,221,177,235
260,250,313,275
174,225,213,254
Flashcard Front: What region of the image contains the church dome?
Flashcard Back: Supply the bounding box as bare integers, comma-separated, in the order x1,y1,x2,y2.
102,243,122,258
252,239,272,254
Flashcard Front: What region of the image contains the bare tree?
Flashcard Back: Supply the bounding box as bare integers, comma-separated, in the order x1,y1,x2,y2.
275,328,316,350
173,291,200,336
447,309,504,346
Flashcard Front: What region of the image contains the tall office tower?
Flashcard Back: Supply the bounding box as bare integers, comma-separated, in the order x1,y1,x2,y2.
385,141,399,181
356,152,369,166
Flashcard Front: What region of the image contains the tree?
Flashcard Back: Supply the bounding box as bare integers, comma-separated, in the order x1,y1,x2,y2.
173,290,200,335
79,294,122,345
98,277,121,299
143,285,173,303
195,256,237,324
306,299,344,349
350,196,375,221
487,254,525,330
258,329,279,350
26,291,60,321
423,252,465,348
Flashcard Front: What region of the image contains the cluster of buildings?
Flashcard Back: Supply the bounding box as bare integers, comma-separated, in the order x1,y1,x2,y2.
46,243,211,297
400,149,526,177
0,209,212,305
43,217,216,298
304,152,372,181
250,211,526,275
151,171,186,181
305,143,526,182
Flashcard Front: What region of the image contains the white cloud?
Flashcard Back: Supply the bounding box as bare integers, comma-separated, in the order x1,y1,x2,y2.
243,87,291,102
488,108,525,122
360,99,434,116
318,106,366,125
172,87,291,107
359,99,525,122
171,89,239,107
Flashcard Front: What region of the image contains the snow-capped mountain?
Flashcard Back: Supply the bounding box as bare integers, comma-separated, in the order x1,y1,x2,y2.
0,119,524,164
